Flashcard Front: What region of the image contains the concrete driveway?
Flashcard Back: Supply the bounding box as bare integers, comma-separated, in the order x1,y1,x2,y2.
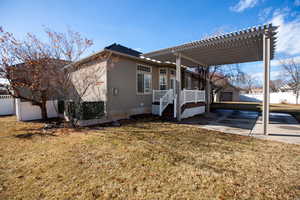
186,109,300,145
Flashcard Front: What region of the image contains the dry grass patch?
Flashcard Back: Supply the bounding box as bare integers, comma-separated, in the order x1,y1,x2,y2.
0,116,299,199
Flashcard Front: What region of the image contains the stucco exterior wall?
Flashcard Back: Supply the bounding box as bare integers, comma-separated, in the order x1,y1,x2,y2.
106,57,160,119
70,60,107,102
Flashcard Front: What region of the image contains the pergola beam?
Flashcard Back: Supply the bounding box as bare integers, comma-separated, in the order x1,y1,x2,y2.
178,52,208,67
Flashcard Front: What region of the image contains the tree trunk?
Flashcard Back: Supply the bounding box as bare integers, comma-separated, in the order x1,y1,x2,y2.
296,92,299,105
39,101,48,120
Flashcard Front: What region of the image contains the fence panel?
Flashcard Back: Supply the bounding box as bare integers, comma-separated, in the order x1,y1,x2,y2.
15,99,58,121
0,95,15,115
240,92,297,104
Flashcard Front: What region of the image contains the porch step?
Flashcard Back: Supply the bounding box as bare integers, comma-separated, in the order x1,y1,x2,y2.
161,104,175,120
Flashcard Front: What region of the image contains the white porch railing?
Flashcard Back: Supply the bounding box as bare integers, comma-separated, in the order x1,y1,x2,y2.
153,89,174,116
159,89,174,116
153,90,169,102
0,95,13,99
180,89,205,106
152,89,205,117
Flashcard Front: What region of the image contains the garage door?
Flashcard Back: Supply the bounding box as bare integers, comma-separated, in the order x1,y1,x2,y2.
220,92,233,101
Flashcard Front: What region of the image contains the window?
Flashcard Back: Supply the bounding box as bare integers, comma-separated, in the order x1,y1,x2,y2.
169,69,176,90
159,68,168,90
185,75,192,89
137,65,152,94
170,69,176,76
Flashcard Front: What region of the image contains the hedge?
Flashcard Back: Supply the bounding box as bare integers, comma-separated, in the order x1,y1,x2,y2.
65,101,104,120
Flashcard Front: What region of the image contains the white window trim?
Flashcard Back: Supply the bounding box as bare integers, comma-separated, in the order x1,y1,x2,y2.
136,64,152,95
159,67,168,90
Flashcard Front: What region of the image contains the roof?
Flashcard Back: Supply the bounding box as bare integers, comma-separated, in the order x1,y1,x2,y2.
104,43,142,57
64,43,175,69
143,24,278,67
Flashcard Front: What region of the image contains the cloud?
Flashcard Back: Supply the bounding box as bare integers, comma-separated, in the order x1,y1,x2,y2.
258,7,273,22
134,48,143,52
269,8,300,55
295,0,300,6
271,56,300,67
251,70,283,82
230,0,259,12
0,78,8,84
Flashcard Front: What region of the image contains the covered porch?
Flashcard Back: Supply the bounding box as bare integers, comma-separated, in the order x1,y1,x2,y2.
152,89,206,118
143,24,278,135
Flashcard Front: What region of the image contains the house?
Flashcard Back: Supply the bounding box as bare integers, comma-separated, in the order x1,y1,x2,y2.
5,59,70,121
215,84,241,102
209,74,241,102
0,85,8,95
66,43,207,126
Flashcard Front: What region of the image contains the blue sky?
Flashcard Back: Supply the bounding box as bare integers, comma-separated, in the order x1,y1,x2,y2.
1,0,300,84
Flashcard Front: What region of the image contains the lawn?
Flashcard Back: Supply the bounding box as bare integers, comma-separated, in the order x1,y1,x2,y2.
212,102,300,122
0,116,299,199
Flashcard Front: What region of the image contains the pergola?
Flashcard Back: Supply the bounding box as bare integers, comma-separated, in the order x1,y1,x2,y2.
143,24,278,135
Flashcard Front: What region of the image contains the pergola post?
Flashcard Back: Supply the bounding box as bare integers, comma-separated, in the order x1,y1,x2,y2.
263,30,271,135
205,67,210,113
176,53,182,121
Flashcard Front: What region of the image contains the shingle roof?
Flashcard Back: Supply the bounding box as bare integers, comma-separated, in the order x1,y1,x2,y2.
105,43,142,57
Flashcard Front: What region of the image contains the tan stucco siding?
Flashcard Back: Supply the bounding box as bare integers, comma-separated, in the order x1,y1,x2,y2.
70,60,107,102
107,58,160,119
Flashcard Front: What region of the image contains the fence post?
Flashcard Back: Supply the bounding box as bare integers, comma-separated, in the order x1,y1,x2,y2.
195,91,197,103
174,94,177,118
153,90,155,102
159,98,162,116
183,89,186,105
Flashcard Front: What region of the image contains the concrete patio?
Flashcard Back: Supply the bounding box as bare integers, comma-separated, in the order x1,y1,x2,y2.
185,109,300,145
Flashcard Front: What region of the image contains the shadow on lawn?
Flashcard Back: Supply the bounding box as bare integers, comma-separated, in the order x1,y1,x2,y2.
14,132,57,139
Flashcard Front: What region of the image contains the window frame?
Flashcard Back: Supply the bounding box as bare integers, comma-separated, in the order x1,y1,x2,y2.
159,68,168,90
136,64,152,95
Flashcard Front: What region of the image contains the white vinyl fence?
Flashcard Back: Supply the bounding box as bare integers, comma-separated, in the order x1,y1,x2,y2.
0,95,15,115
240,92,298,104
15,99,58,121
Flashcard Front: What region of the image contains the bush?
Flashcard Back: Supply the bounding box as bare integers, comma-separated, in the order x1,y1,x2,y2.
58,100,65,114
65,101,104,120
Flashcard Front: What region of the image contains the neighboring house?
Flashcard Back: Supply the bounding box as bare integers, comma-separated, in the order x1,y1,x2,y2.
215,84,241,102
209,73,241,102
249,87,263,94
5,59,70,121
6,59,69,101
0,86,8,95
278,82,295,93
67,43,207,125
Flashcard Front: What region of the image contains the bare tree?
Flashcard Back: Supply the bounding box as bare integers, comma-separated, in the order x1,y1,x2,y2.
270,79,284,92
209,64,244,97
195,64,244,103
0,27,93,120
240,74,257,93
280,58,300,104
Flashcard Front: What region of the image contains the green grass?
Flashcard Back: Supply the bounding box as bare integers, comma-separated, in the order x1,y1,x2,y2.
0,116,299,199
